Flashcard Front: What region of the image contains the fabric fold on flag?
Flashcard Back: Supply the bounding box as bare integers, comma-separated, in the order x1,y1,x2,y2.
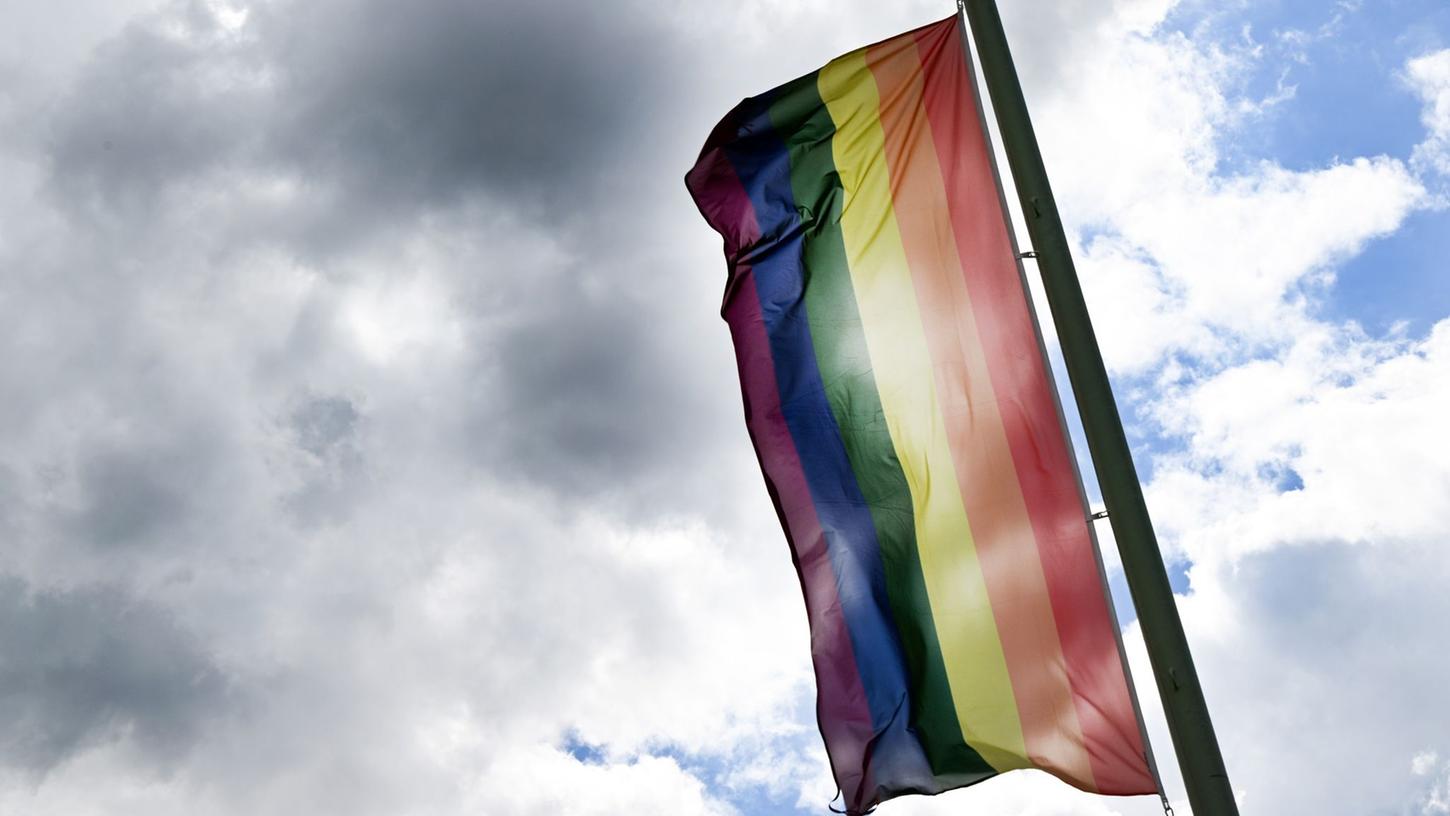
686,15,1157,814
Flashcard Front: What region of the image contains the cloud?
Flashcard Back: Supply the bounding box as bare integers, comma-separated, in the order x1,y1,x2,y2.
1,0,797,811
1133,536,1450,815
261,0,678,205
1423,760,1450,815
1021,2,1425,374
27,0,758,519
1140,318,1450,569
478,746,740,816
0,578,229,774
1408,48,1450,177
38,0,695,249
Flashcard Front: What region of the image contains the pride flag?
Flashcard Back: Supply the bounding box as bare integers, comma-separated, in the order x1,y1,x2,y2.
686,15,1157,813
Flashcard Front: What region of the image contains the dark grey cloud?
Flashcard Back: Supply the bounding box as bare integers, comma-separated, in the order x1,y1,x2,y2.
289,395,359,459
261,0,679,211
45,15,259,216
472,266,734,511
70,444,202,549
282,393,367,526
43,0,690,252
0,578,229,774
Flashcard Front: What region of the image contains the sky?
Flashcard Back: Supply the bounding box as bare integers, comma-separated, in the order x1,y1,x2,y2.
0,0,1448,814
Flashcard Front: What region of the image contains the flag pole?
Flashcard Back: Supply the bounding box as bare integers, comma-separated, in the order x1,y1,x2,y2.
957,1,1238,813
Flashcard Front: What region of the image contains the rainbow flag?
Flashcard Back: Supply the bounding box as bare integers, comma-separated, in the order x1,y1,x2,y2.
685,15,1157,812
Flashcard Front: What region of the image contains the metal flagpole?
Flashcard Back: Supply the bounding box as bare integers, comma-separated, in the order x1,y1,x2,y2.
957,1,1239,813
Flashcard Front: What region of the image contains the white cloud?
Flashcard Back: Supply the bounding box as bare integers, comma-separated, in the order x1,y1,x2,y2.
478,746,739,816
339,270,463,365
1018,0,1424,373
1120,533,1450,814
1416,751,1442,776
1426,762,1450,814
1141,318,1450,568
1408,49,1450,177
